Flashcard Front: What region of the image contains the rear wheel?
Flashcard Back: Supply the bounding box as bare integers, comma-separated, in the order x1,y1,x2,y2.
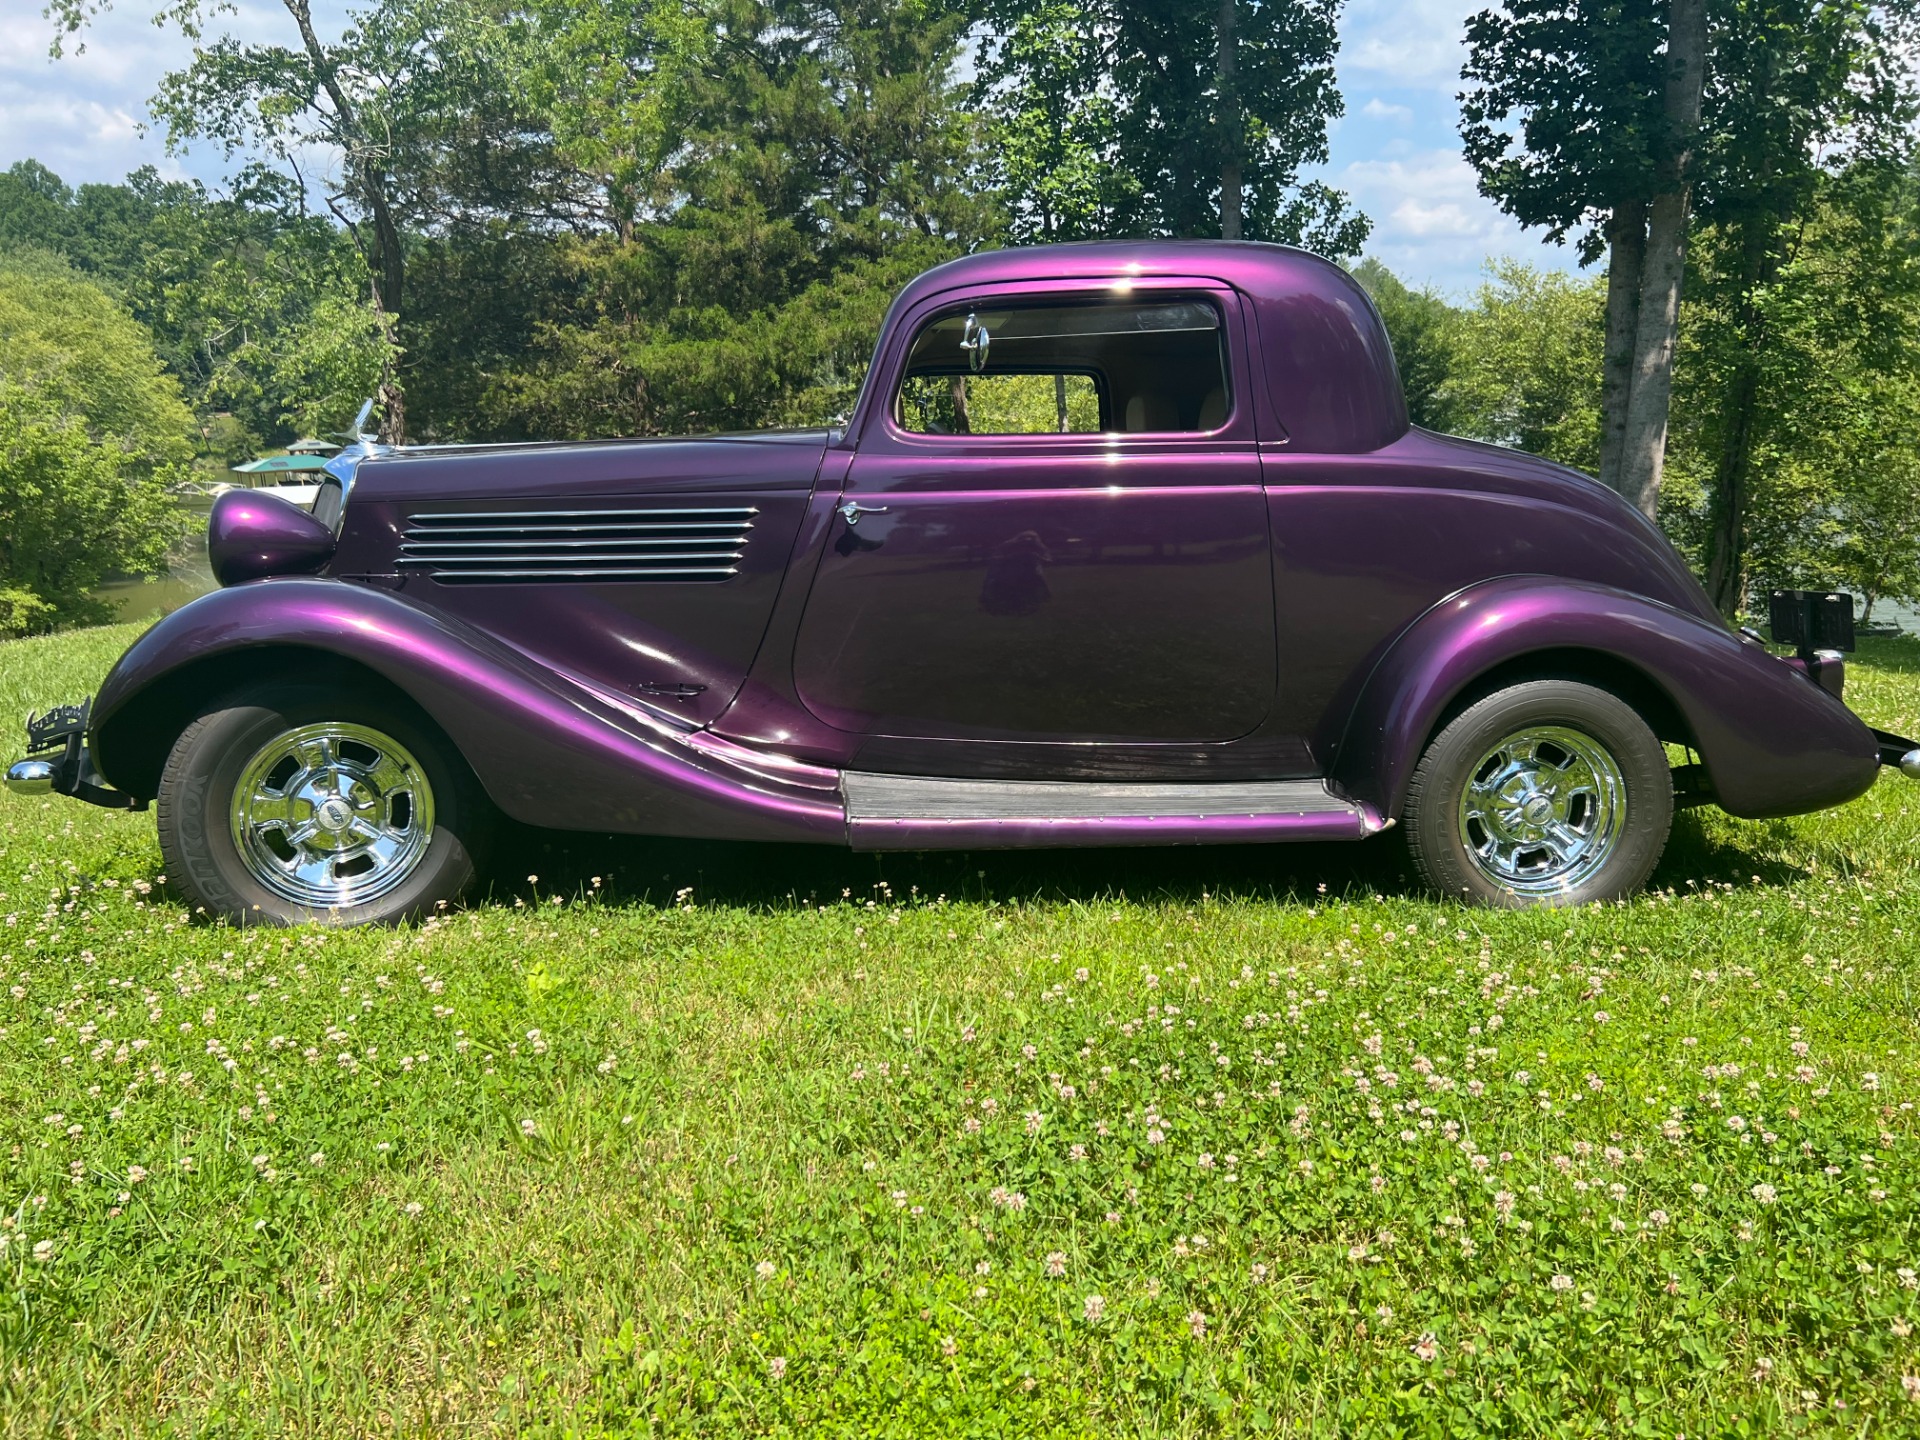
157,686,491,925
1403,679,1672,908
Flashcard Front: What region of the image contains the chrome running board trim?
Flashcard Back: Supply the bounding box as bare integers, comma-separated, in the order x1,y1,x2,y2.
842,773,1358,822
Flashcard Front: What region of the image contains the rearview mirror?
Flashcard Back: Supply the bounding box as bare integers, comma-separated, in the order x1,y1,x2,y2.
960,313,990,373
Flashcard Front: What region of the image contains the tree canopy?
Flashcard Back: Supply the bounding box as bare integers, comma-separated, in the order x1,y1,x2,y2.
0,252,188,629
10,0,1920,629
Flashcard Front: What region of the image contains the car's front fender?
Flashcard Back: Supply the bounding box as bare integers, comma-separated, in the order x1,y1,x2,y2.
89,578,845,842
1330,575,1880,822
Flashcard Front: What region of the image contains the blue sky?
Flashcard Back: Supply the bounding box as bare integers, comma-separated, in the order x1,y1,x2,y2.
0,0,1586,297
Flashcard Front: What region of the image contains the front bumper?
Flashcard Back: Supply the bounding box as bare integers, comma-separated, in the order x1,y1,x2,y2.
3,698,146,811
1872,727,1920,778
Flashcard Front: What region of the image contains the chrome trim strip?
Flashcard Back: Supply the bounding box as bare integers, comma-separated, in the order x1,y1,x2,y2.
407,507,759,523
842,774,1357,822
425,566,740,582
400,536,751,551
399,550,745,563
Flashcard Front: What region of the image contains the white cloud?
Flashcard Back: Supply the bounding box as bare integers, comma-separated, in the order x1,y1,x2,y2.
1320,0,1588,293
1340,0,1483,88
1360,97,1414,122
0,0,347,189
1334,150,1580,294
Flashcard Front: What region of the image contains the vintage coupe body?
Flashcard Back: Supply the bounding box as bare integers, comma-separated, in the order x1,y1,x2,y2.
10,240,1917,923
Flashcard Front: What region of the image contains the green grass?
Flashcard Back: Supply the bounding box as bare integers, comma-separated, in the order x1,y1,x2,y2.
6,624,1920,1436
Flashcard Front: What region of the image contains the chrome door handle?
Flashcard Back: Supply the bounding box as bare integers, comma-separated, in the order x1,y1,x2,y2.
838,501,889,527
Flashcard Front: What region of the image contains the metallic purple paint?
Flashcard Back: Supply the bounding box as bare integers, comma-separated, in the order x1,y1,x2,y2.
90,580,845,843
1330,576,1878,820
207,490,337,586
51,240,1903,866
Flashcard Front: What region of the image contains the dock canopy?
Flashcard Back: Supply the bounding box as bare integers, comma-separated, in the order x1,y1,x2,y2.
231,454,331,474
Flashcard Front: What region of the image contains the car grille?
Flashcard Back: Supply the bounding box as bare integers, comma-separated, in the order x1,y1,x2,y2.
398,506,756,583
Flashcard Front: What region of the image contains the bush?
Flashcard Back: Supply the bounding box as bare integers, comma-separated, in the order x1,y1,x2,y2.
0,248,190,628
0,385,183,631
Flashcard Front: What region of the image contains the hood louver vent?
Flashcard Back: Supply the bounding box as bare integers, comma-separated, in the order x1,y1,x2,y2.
399,507,756,584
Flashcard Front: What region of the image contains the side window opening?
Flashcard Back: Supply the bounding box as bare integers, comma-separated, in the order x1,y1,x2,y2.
895,298,1230,436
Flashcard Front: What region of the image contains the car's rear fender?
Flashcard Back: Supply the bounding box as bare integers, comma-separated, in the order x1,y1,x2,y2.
90,578,845,842
1330,575,1880,821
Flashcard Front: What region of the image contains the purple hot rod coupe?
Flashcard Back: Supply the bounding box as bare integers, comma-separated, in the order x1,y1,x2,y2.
9,241,1918,923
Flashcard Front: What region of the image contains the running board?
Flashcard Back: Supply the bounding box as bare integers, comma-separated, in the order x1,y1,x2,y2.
842,773,1384,851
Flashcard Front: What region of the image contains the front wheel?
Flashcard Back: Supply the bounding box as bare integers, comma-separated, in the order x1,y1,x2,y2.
1403,679,1673,908
157,686,492,925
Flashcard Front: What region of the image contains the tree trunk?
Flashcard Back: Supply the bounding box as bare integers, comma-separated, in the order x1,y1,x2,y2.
1055,371,1069,432
1598,203,1646,494
284,0,408,443
1217,0,1242,240
1703,224,1778,617
1616,0,1707,519
1703,359,1760,615
366,174,408,444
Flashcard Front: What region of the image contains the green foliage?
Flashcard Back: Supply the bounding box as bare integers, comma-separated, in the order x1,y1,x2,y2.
1460,0,1666,262
0,252,191,627
0,161,386,452
488,241,946,436
972,1,1370,254
10,625,1920,1429
976,2,1127,243
1354,256,1604,473
264,291,401,441
0,388,184,631
474,0,991,437
900,372,1103,434
0,249,194,469
1667,163,1920,615
1350,259,1463,433
1448,262,1607,473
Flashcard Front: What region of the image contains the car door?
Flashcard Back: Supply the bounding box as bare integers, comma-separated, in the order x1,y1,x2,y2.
790,281,1276,749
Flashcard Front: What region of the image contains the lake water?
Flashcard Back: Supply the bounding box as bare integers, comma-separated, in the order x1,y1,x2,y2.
95,562,216,622
91,498,218,623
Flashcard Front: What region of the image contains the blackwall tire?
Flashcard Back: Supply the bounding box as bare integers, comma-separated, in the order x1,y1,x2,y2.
1403,679,1672,908
156,685,492,926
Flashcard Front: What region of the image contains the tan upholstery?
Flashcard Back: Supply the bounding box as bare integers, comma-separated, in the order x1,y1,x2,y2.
1196,386,1227,430
1123,393,1179,432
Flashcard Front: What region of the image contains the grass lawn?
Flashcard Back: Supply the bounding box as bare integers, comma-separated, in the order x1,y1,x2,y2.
5,623,1920,1436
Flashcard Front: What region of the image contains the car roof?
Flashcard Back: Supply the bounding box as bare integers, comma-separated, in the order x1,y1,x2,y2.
865,241,1409,454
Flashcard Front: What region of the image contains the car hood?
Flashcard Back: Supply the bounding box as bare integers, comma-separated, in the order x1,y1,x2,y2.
339,429,833,506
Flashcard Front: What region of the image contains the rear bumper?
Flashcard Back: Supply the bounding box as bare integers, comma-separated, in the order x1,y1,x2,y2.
3,698,146,811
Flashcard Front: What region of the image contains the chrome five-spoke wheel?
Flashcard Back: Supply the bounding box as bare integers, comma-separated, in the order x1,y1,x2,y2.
1403,679,1673,908
231,722,436,907
1456,725,1625,897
